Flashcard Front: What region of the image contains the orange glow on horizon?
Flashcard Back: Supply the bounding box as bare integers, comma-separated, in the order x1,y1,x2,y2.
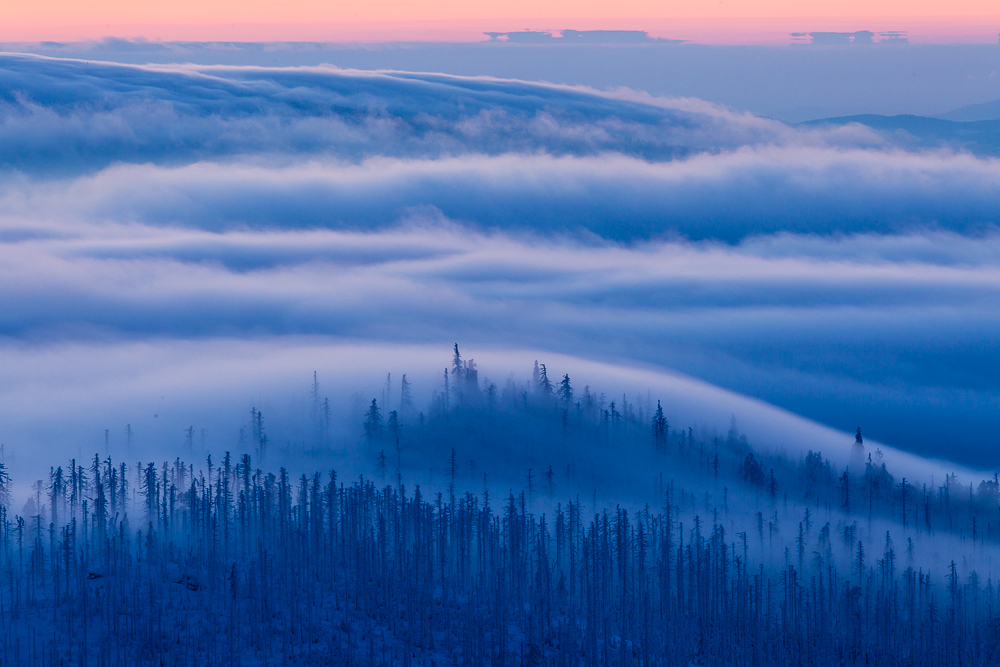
2,0,999,43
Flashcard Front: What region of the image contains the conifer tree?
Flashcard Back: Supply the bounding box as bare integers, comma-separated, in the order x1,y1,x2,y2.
400,374,413,415
558,373,573,404
375,450,388,480
364,398,383,446
652,400,668,452
538,364,553,395
0,461,10,508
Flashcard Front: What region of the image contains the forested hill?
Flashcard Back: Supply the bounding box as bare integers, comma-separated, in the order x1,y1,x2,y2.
1,346,999,665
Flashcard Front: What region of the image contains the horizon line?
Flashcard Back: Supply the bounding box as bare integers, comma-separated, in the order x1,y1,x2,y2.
4,17,1000,46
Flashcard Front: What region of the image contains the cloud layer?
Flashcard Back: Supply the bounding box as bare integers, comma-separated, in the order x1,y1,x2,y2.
0,217,999,466
0,54,813,173
6,149,999,241
0,55,995,241
1,54,1000,471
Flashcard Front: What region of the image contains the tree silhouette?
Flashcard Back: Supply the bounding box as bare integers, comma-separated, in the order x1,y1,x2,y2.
363,398,383,446
0,348,996,666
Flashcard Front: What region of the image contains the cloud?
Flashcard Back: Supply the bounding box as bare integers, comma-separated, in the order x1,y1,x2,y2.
5,149,1000,242
0,54,820,174
5,55,996,245
1,54,1000,474
0,216,998,465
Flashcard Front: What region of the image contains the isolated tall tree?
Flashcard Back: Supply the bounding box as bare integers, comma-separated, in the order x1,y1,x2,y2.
49,465,65,527
311,371,320,420
443,368,450,411
364,398,383,447
558,373,573,404
0,461,9,508
400,374,413,415
251,408,267,462
609,401,622,441
652,400,668,452
321,397,331,445
451,344,464,387
539,364,554,396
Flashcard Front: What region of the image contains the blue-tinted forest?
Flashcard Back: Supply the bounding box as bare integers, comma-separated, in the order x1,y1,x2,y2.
1,347,999,666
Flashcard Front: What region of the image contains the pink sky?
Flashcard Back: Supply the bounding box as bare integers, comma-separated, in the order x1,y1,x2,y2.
3,0,999,43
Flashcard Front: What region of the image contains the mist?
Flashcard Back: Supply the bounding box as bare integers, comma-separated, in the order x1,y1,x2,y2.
2,49,1000,666
0,55,996,467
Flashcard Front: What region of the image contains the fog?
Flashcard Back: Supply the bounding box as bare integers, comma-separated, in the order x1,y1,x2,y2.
0,339,986,495
1,54,999,474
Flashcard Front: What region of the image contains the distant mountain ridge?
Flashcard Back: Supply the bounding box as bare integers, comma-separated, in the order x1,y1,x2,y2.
800,113,1000,155
935,98,1000,122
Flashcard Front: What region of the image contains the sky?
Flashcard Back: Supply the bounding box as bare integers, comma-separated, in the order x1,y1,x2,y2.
3,0,1000,43
1,55,1000,477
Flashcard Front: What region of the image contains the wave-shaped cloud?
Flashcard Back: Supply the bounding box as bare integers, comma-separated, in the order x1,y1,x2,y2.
1,54,999,471
0,54,828,174
4,54,995,243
